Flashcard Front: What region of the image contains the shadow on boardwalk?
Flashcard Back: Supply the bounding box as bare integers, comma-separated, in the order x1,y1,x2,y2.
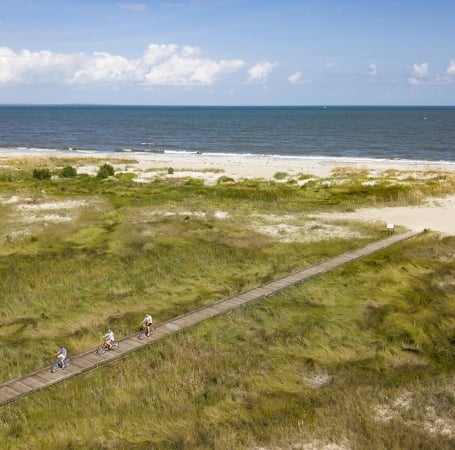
0,230,418,407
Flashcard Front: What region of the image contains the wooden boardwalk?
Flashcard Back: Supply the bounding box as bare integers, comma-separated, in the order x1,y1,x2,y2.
0,230,418,407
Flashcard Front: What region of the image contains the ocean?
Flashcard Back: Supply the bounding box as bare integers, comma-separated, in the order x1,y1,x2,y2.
0,105,454,162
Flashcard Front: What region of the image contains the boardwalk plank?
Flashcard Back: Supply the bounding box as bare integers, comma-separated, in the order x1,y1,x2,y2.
79,354,104,365
171,318,197,328
0,386,20,401
16,377,43,390
4,381,30,395
233,292,258,301
0,390,15,403
163,323,182,332
209,302,235,313
227,296,253,305
118,340,141,350
32,373,55,384
67,360,91,371
218,298,246,307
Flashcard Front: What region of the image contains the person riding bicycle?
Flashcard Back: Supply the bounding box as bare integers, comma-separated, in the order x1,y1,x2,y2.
103,329,115,350
55,347,68,368
141,313,153,337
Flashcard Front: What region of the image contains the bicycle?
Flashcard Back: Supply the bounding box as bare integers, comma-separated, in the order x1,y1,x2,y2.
96,341,120,355
138,324,155,340
51,357,70,373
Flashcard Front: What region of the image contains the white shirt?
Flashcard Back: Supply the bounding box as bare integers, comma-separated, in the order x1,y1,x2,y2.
105,331,114,341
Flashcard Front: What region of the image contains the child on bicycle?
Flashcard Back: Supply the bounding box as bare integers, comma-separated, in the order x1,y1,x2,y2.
103,329,115,350
55,347,68,367
141,313,153,337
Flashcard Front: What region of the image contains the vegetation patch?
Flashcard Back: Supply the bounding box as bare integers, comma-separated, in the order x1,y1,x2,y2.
0,157,454,448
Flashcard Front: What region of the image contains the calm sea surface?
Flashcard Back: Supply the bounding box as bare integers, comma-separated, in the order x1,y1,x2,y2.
0,105,454,162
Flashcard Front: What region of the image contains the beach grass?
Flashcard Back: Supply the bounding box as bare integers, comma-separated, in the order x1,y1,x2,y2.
0,157,454,448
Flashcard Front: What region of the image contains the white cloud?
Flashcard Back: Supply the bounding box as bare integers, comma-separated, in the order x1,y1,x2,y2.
117,2,148,11
408,62,429,85
144,52,244,86
0,44,246,87
69,52,139,85
247,61,277,83
0,47,78,84
142,43,179,66
408,60,455,86
288,71,304,85
446,60,455,76
412,62,429,77
325,62,337,69
368,64,377,76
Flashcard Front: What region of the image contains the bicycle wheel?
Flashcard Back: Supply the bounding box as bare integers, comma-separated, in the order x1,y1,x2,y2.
138,330,146,340
96,345,106,355
51,364,58,373
112,341,120,350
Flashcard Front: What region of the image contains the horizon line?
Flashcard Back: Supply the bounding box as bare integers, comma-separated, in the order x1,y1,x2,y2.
1,103,455,108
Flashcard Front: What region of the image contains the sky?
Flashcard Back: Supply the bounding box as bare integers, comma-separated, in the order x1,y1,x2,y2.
0,0,454,105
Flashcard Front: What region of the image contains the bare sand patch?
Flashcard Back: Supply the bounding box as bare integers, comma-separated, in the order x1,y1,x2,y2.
252,214,364,243
373,389,455,438
16,199,88,211
0,195,101,244
313,195,455,236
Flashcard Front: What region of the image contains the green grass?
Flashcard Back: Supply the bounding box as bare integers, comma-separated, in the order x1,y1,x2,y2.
0,159,454,448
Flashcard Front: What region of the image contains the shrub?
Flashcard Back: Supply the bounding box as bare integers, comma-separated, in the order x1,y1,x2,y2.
184,178,204,186
60,166,77,178
32,168,51,180
97,163,115,179
273,171,288,180
167,167,174,174
217,175,235,184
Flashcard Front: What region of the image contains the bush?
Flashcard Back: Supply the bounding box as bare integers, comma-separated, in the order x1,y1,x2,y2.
60,166,77,178
167,167,174,174
184,178,204,186
273,171,288,180
217,175,235,184
97,163,115,179
32,168,51,180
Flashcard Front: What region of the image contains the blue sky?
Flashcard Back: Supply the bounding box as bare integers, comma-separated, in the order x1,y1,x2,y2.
0,0,454,105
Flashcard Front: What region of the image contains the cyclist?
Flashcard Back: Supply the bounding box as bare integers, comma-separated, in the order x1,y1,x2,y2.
55,347,68,368
103,328,115,350
141,313,153,337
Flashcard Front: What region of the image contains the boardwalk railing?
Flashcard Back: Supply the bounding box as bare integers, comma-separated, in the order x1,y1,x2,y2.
0,230,418,407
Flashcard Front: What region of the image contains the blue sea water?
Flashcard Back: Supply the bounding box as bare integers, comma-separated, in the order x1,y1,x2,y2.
0,105,454,162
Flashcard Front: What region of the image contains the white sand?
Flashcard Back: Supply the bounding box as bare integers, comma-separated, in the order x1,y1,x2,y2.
120,152,455,180
2,150,455,235
314,195,455,235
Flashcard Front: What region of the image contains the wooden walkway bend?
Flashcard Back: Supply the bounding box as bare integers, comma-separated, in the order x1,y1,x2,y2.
0,230,418,407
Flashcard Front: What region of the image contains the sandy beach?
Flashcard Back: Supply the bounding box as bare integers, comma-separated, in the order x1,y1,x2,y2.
115,151,455,180
2,150,455,236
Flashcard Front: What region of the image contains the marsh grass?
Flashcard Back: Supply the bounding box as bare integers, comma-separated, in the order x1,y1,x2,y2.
0,159,455,448
1,234,454,449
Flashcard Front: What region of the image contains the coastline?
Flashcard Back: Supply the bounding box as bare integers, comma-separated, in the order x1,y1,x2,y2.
2,149,455,180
